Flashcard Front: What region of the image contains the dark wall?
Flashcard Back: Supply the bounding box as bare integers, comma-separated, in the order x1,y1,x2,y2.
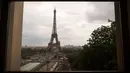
0,0,9,72
126,0,130,71
127,0,130,36
120,0,130,71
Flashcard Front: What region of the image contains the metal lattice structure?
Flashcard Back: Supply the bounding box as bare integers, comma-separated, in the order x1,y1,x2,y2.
47,8,61,51
38,8,71,72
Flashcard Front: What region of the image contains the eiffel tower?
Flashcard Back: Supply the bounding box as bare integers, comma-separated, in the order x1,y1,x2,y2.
47,8,61,51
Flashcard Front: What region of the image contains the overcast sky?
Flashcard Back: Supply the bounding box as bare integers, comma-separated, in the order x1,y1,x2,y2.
22,2,115,46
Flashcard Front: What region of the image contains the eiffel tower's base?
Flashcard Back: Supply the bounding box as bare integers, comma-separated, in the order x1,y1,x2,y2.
47,42,61,52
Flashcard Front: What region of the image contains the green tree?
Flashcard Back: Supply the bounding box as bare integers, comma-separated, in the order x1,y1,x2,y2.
69,21,117,70
81,21,117,70
21,48,36,59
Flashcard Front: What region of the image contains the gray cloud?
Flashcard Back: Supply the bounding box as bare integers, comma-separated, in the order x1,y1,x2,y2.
22,33,50,46
86,2,115,23
22,2,114,46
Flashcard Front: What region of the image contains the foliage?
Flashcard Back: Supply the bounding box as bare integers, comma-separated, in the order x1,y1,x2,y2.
21,48,46,59
62,47,81,54
67,21,118,70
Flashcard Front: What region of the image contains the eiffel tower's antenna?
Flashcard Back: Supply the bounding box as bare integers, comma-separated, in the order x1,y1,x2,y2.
54,5,56,10
54,5,56,9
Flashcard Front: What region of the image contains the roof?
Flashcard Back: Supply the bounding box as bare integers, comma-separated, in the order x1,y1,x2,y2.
20,63,40,71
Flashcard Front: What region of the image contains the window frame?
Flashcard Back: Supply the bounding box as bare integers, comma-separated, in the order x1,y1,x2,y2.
2,1,128,72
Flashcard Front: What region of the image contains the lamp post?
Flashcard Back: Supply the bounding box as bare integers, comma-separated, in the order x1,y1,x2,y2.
46,60,50,72
108,19,113,22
